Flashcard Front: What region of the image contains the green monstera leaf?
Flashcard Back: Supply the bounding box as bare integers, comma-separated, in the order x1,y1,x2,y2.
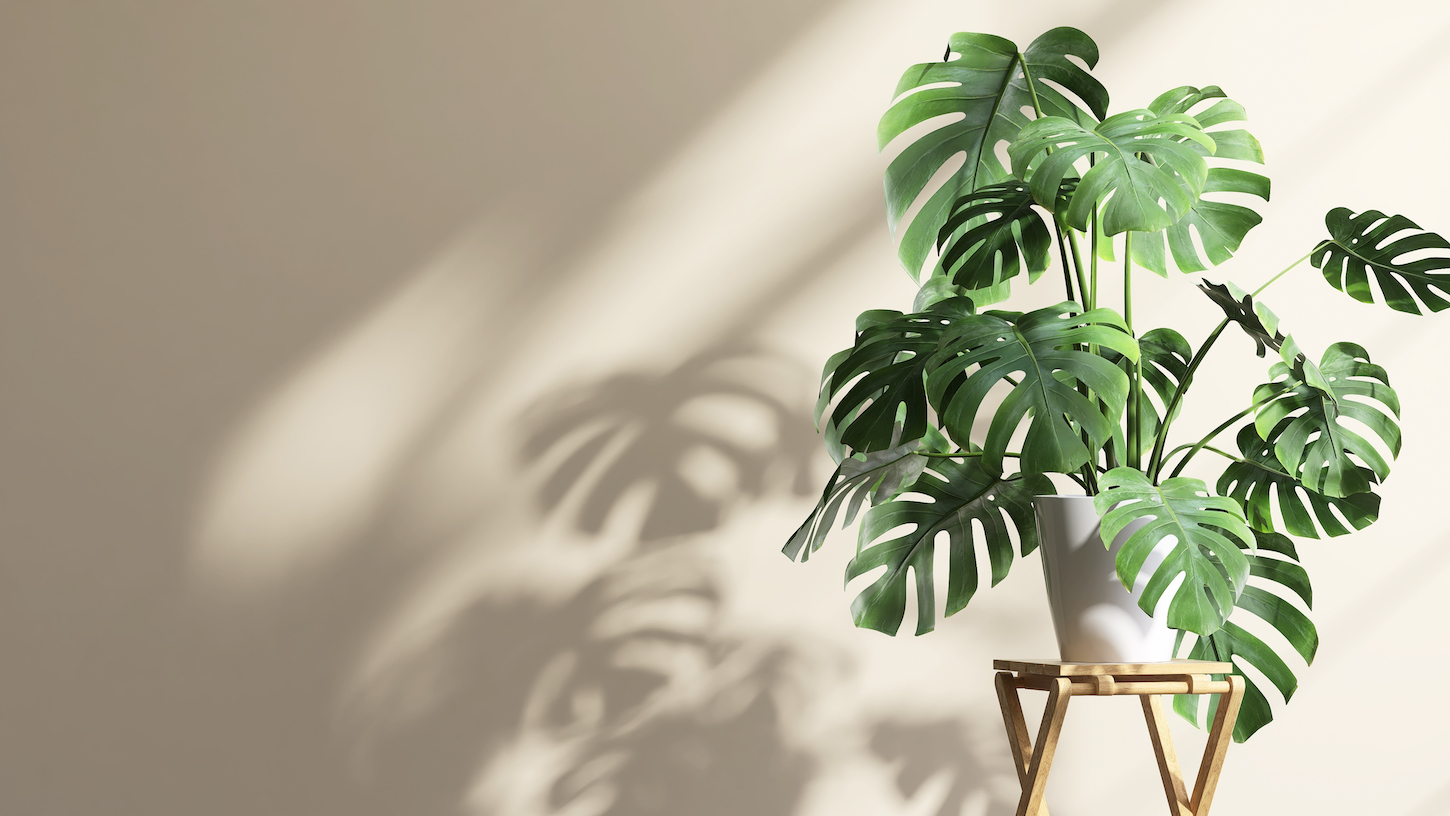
879,27,1108,279
1218,425,1379,539
925,302,1139,474
1124,86,1270,275
1175,530,1318,742
1009,110,1216,235
784,427,949,562
1199,279,1285,357
1312,207,1450,314
1253,339,1401,498
934,180,1055,291
1094,468,1255,636
819,297,975,456
847,456,1052,635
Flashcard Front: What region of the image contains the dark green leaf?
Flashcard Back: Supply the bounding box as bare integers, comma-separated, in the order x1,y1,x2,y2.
925,302,1138,473
820,298,975,456
1173,529,1318,742
1218,426,1379,538
1009,110,1215,235
848,457,1053,635
935,181,1054,291
1094,468,1254,636
1198,280,1284,357
880,28,1108,278
1313,207,1450,314
1253,339,1400,498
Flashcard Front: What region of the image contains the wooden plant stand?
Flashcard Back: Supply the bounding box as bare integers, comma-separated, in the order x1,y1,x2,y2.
993,659,1245,816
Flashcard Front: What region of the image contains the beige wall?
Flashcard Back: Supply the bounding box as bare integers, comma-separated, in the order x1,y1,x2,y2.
4,1,1448,814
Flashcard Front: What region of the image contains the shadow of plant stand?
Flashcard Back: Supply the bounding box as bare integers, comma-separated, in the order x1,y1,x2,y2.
993,659,1244,816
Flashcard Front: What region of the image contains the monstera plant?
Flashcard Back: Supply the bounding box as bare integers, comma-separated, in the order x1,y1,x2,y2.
784,27,1450,741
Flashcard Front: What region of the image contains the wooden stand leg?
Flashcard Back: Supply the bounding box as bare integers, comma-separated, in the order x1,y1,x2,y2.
1191,675,1244,815
1141,694,1192,816
1015,676,1071,816
995,673,1052,816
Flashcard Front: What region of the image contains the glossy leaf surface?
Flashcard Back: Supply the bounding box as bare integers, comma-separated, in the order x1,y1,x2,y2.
1175,530,1318,742
1218,426,1379,539
879,28,1108,278
1129,86,1269,274
926,302,1138,473
1009,110,1215,235
819,298,975,456
848,457,1052,635
1313,207,1450,314
1094,468,1254,635
1253,340,1400,498
935,180,1054,291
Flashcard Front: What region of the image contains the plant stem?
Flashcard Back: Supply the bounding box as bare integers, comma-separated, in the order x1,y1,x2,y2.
1195,444,1294,478
1055,220,1077,303
1066,228,1089,309
1167,404,1257,478
1124,231,1141,470
1146,318,1231,482
1251,243,1328,297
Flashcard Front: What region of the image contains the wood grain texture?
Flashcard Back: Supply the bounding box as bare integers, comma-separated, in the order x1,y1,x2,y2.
1017,677,1071,816
1142,695,1193,816
992,659,1233,676
995,672,1051,816
1191,674,1245,815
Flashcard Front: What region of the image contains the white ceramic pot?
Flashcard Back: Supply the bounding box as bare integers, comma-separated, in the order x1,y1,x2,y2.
1034,495,1175,663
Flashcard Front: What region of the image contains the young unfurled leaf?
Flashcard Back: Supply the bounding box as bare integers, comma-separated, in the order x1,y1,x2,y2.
1199,279,1285,357
1313,207,1450,314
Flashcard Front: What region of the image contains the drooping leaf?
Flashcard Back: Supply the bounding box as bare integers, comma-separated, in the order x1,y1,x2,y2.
1313,207,1450,314
1199,280,1285,357
879,28,1108,279
934,180,1055,291
819,297,976,456
1175,530,1318,742
784,427,950,562
1009,110,1215,235
1253,340,1400,498
1093,468,1254,636
925,302,1139,474
1218,425,1379,538
847,456,1053,635
912,274,1009,311
1128,86,1270,275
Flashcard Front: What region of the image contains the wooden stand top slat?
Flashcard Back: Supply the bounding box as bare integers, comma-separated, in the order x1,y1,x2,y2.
993,658,1233,677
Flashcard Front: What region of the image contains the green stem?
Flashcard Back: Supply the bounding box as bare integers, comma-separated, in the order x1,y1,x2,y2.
1251,243,1329,297
1196,444,1294,478
917,450,1022,459
1167,404,1257,478
1125,231,1140,470
1066,228,1089,309
1055,219,1077,303
1147,318,1231,482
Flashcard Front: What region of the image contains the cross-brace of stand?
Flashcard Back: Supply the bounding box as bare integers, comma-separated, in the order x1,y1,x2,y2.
993,659,1245,816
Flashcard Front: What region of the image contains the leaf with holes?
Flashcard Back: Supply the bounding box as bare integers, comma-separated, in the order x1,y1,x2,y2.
934,180,1055,291
784,426,950,562
848,456,1052,635
925,302,1138,474
1254,339,1400,498
1313,207,1450,314
819,297,976,456
879,27,1108,279
1175,530,1318,742
1009,110,1215,235
1199,280,1285,357
1218,425,1379,538
1103,327,1192,456
1094,468,1254,635
1124,86,1270,275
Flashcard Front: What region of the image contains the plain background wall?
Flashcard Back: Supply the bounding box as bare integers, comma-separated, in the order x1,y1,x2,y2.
4,1,1449,814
